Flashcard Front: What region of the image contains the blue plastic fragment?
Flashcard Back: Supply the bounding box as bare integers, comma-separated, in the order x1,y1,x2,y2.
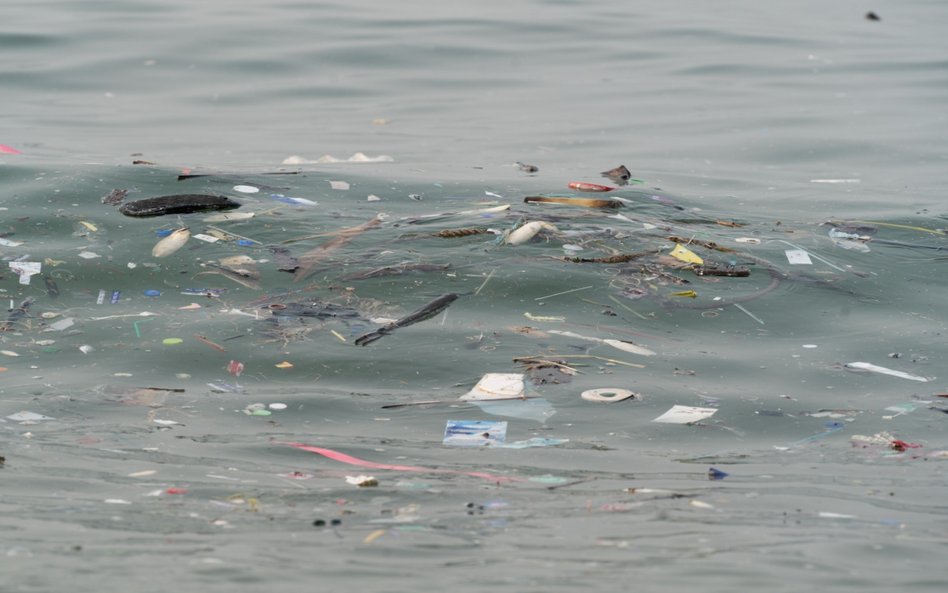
237,239,254,246
110,290,121,304
708,467,729,480
143,289,161,297
443,420,507,447
156,229,174,237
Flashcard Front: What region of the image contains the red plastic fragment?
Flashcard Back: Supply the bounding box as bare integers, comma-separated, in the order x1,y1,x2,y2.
227,359,244,377
165,487,188,495
567,182,615,192
890,439,922,452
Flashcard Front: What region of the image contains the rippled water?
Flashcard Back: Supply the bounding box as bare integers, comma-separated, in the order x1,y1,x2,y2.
3,2,948,592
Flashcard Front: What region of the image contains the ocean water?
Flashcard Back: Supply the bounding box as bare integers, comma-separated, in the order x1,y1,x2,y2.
2,2,948,592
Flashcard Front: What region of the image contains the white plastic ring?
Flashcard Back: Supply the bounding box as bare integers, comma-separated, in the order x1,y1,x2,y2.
581,388,638,403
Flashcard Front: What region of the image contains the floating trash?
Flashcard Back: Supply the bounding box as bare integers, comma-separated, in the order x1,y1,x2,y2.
844,362,929,382
652,405,718,424
460,373,526,401
581,388,637,403
443,420,507,447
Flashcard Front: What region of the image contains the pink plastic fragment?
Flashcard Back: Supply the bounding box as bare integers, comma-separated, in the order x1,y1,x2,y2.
0,144,21,155
284,442,519,482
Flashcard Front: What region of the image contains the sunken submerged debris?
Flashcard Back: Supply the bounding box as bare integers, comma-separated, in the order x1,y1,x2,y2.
355,293,460,346
118,194,242,217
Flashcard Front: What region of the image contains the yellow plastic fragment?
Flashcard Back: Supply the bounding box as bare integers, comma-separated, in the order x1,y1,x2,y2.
330,329,347,343
670,290,698,298
524,312,565,322
363,529,387,544
669,243,703,265
79,221,98,232
275,361,294,369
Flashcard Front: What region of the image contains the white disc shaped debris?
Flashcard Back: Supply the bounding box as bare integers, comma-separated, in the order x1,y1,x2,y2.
581,388,638,403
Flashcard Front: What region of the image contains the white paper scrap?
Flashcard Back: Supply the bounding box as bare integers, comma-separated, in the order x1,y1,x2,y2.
192,233,220,243
0,237,23,247
9,261,41,284
652,405,718,424
785,249,812,265
330,180,350,190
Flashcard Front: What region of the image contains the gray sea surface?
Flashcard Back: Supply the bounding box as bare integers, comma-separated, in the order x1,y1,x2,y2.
2,1,948,592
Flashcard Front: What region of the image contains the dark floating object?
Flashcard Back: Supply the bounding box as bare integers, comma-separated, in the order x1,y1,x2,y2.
708,467,729,480
601,164,631,185
118,194,241,218
101,188,128,205
516,161,539,173
865,11,880,21
355,293,459,346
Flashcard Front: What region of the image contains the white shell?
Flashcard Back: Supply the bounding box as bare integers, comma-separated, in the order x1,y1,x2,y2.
152,228,190,258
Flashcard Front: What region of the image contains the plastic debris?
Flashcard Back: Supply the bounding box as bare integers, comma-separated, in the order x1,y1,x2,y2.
784,249,812,265
0,144,22,154
669,244,703,265
505,220,558,245
844,362,929,382
652,405,718,424
329,180,350,190
228,360,245,377
707,467,729,480
516,161,538,173
470,398,556,423
244,403,270,416
282,153,394,164
204,211,255,222
0,237,24,247
443,420,507,447
581,388,638,403
524,196,622,209
567,182,615,192
285,443,518,482
460,373,526,401
9,261,41,285
192,233,220,243
345,475,379,487
494,437,568,449
232,185,260,193
6,411,54,422
151,227,190,257
884,402,930,418
548,329,655,356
